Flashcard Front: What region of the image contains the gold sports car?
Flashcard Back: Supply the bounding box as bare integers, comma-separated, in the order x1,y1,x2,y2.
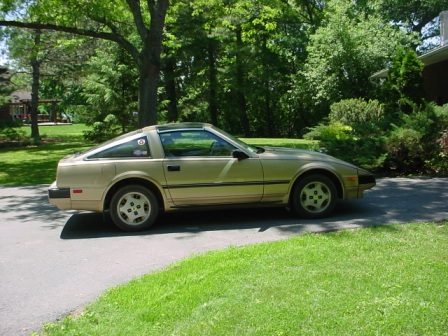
48,122,376,231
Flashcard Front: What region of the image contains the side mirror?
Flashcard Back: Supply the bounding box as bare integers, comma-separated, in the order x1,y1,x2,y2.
232,149,249,160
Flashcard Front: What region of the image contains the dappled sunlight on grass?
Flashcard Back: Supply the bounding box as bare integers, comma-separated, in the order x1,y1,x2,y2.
0,142,90,185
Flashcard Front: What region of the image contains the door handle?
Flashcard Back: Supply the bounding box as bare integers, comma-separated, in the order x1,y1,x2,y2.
167,165,181,172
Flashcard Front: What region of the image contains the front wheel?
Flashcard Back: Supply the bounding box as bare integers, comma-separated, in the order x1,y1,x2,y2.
291,175,337,219
110,185,159,231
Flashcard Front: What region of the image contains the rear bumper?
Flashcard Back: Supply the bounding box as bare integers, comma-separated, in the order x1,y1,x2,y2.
48,181,72,210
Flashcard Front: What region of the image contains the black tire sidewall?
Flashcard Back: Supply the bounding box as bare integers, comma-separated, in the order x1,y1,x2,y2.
110,185,159,231
291,175,337,219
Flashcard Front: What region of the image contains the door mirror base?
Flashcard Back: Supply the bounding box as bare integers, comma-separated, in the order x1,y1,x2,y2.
232,149,249,160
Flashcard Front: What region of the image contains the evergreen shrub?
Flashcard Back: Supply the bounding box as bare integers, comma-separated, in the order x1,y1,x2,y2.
83,114,121,143
304,98,387,170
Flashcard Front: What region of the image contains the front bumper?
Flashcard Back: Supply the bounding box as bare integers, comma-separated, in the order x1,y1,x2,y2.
359,174,376,186
345,173,376,200
357,174,376,197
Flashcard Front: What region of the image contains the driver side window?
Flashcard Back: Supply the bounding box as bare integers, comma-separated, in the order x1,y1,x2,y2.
160,131,235,157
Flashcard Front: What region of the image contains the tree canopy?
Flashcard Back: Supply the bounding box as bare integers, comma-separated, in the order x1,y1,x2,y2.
0,0,444,134
1,0,168,127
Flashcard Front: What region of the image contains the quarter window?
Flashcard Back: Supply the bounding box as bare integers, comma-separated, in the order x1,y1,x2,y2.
88,136,150,159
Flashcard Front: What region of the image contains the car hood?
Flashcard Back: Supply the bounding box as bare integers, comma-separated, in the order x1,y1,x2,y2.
259,146,359,169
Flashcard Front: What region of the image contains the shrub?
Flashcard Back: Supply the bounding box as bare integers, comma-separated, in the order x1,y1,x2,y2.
425,104,448,175
0,122,29,148
385,127,424,174
329,98,384,125
304,122,352,142
83,114,121,143
304,121,386,170
1,127,26,141
384,104,448,175
304,99,387,170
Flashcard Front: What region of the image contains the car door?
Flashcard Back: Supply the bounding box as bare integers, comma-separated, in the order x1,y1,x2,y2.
160,130,263,206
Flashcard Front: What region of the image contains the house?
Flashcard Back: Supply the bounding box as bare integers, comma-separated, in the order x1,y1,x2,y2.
0,80,63,123
8,90,32,121
371,11,448,106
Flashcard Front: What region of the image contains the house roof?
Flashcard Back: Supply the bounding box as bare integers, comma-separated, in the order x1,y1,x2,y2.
10,90,32,103
370,43,448,79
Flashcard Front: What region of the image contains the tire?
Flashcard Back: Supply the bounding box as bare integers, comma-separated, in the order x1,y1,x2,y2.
110,185,159,231
291,175,337,219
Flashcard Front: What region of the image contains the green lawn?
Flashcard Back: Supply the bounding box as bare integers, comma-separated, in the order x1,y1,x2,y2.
0,124,314,185
0,124,92,185
25,123,90,140
242,137,314,150
39,222,448,336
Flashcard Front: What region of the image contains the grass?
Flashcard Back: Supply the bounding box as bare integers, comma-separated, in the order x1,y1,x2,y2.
39,222,448,336
0,124,314,185
25,123,90,140
0,124,92,185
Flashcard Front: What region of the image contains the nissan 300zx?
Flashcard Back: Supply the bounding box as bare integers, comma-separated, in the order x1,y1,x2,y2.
48,122,376,231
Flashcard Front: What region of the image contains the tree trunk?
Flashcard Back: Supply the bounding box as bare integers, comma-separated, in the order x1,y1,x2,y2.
265,79,274,137
30,30,41,140
164,55,178,122
235,26,250,137
261,37,273,137
136,0,169,127
138,60,159,127
208,39,218,126
137,52,160,128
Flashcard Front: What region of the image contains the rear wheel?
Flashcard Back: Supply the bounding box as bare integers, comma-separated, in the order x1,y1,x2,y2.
110,185,159,231
291,175,337,219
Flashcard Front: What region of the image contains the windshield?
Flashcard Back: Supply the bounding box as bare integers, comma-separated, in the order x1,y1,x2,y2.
211,125,260,153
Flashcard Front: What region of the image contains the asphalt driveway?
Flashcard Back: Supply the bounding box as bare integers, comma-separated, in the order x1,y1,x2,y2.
1,178,447,335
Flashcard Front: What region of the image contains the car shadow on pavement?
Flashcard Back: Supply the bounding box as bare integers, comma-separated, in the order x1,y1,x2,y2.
60,200,383,240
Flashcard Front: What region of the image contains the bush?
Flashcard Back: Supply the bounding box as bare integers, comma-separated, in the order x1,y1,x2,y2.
329,98,384,125
83,114,121,143
0,119,24,130
305,99,448,176
304,99,387,170
384,127,424,174
0,119,27,145
1,127,26,141
424,104,448,175
384,104,448,175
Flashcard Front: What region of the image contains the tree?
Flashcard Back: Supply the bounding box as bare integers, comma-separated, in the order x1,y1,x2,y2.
82,41,139,132
1,0,169,127
379,0,447,38
163,0,323,136
3,26,47,139
382,48,425,114
301,1,419,111
5,23,95,138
